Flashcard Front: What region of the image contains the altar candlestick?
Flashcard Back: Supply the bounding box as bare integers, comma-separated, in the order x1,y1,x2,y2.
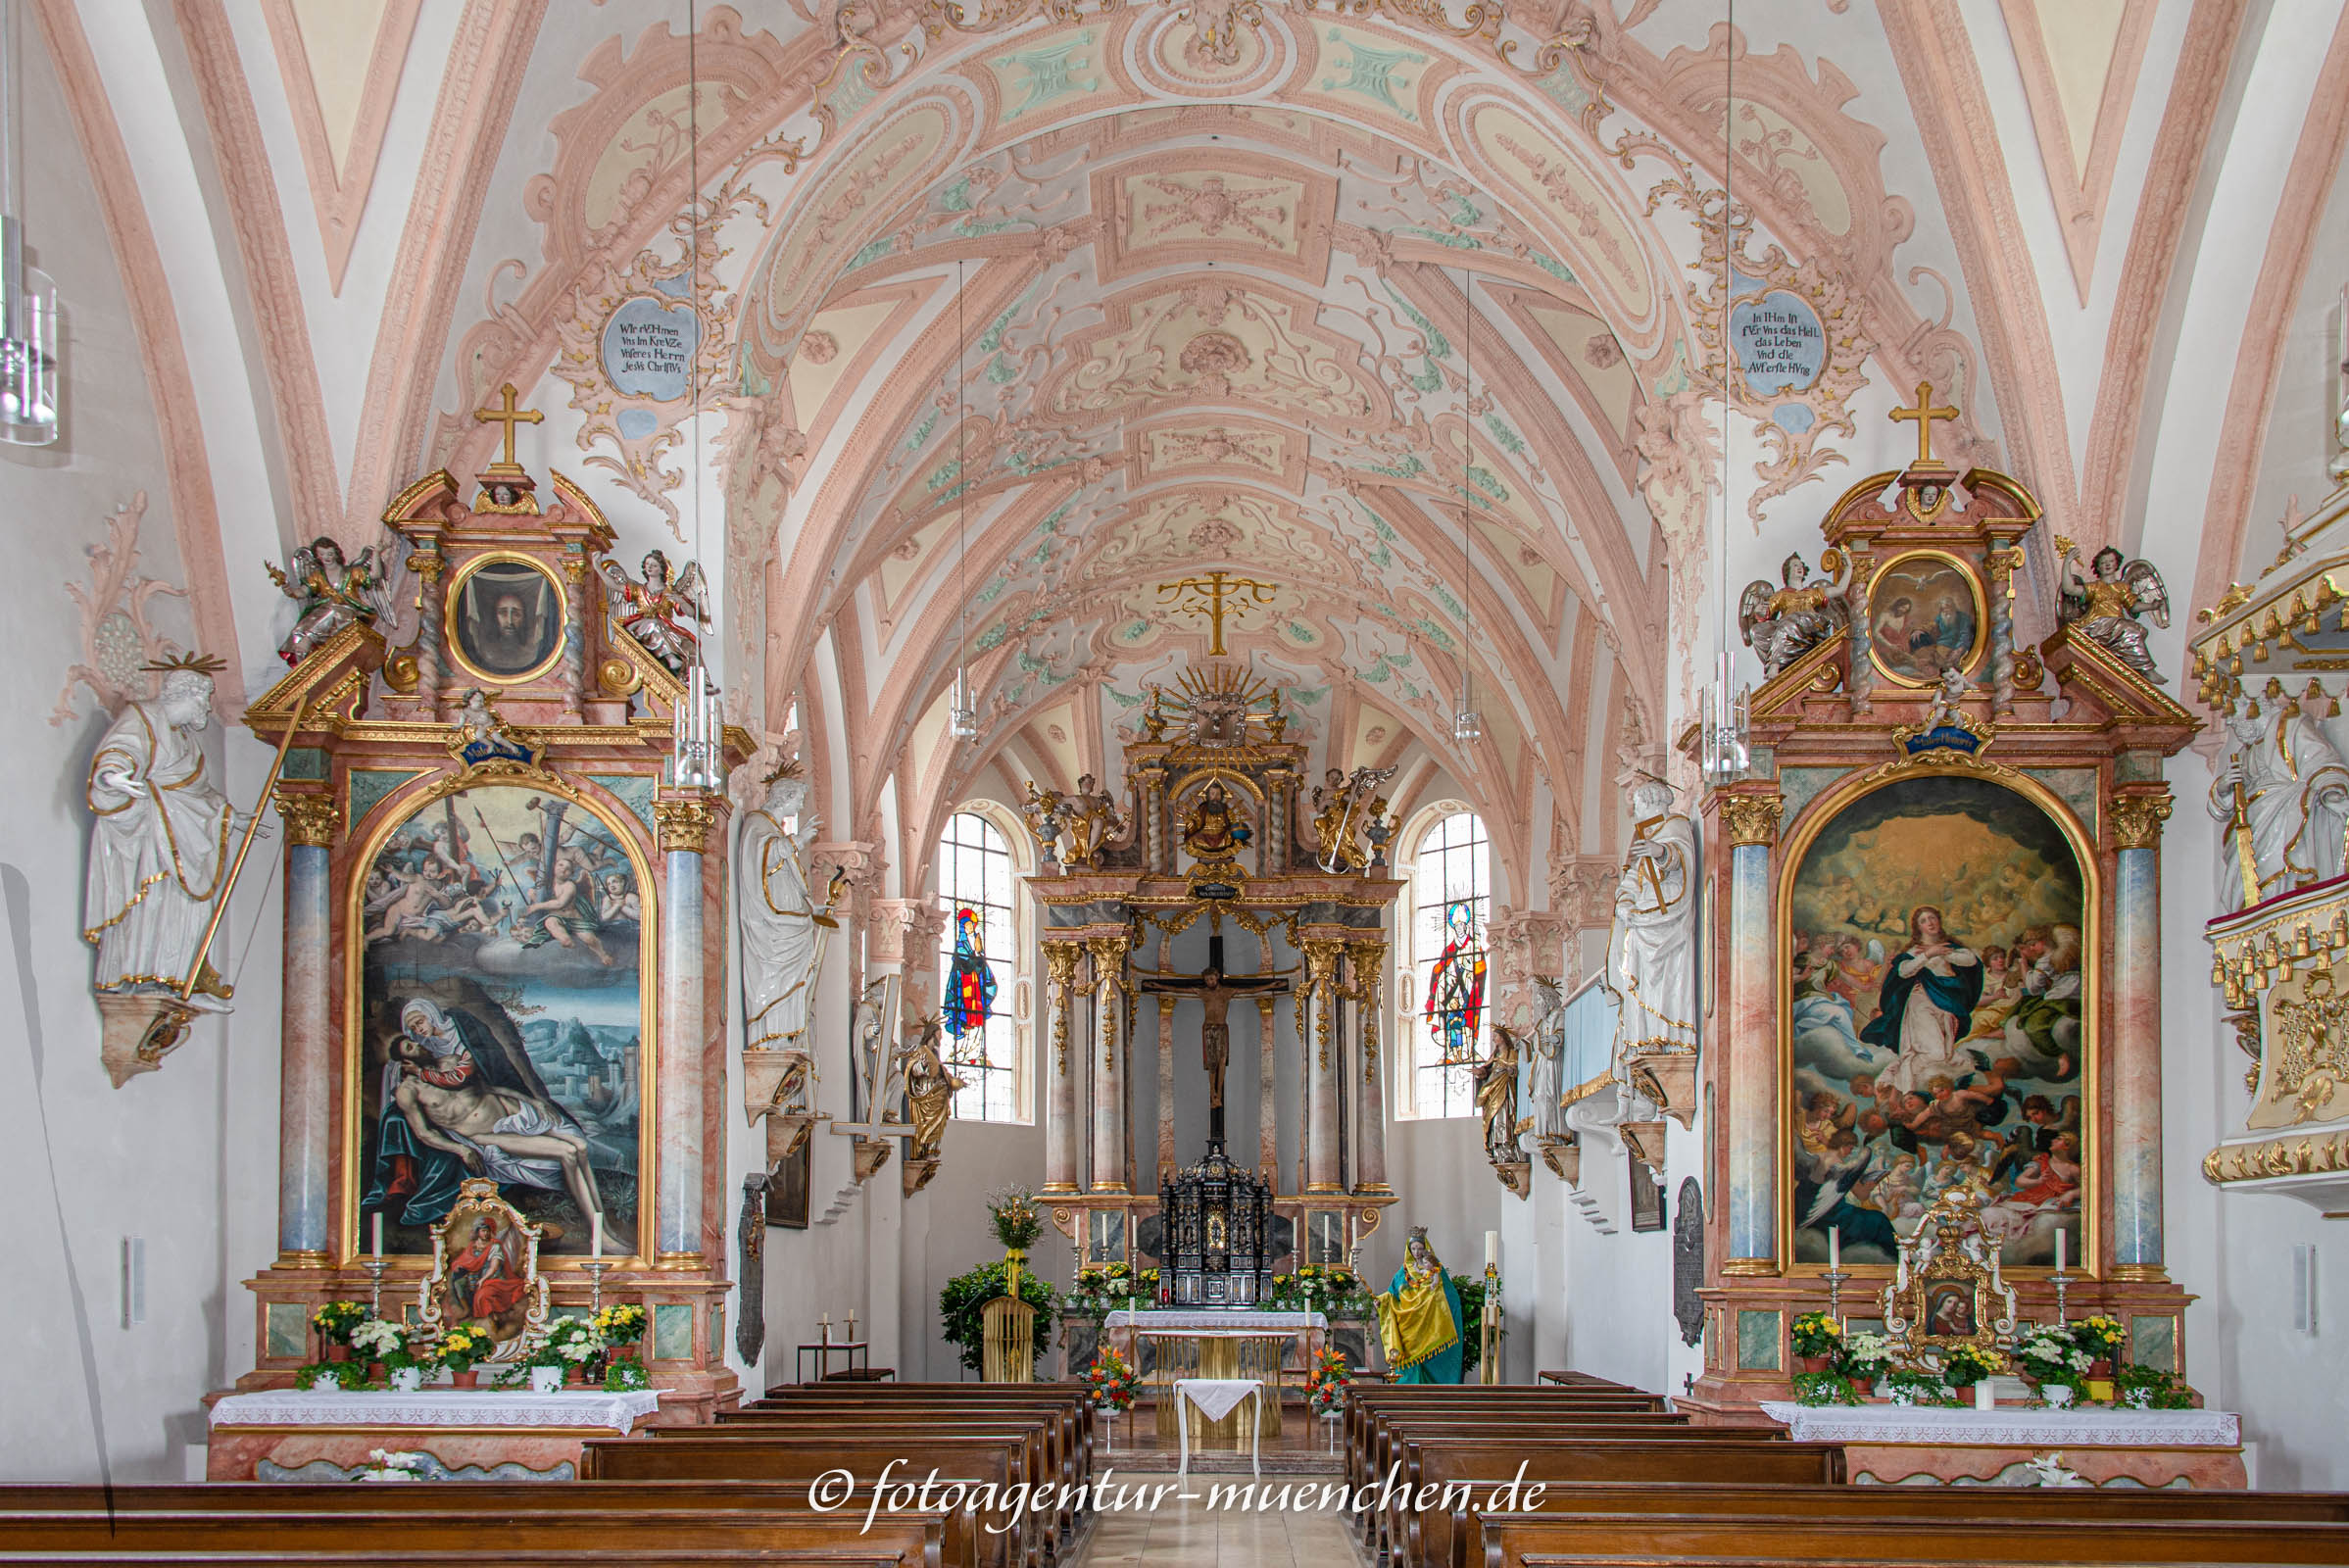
819,1311,831,1345
591,1212,603,1260
1485,1230,1499,1270
371,1212,383,1259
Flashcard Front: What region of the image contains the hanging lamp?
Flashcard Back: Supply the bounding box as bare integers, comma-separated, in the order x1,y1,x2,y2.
0,0,57,446
1698,0,1750,784
1452,268,1482,743
948,256,981,742
670,0,724,790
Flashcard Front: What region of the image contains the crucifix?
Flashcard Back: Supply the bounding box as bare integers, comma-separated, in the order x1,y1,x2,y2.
1888,380,1960,466
1135,924,1290,1149
475,381,544,469
1156,571,1277,658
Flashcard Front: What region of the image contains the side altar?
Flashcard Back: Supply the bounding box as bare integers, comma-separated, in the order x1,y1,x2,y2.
230,405,751,1424
1687,390,2201,1416
1015,664,1403,1389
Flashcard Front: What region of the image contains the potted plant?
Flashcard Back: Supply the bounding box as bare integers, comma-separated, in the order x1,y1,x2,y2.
311,1300,368,1363
1791,1369,1863,1406
294,1361,348,1393
1835,1328,1896,1391
350,1316,407,1384
1789,1311,1842,1375
2013,1325,2089,1406
2114,1361,2197,1410
593,1303,648,1362
2072,1314,2126,1398
381,1348,430,1394
436,1324,492,1388
1087,1346,1139,1443
604,1356,652,1392
1884,1367,1956,1407
1939,1344,2003,1408
545,1317,607,1386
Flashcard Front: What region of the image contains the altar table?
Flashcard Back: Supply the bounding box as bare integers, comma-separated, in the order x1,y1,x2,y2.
206,1389,664,1482
1103,1309,1326,1446
1174,1379,1262,1482
1757,1402,2247,1489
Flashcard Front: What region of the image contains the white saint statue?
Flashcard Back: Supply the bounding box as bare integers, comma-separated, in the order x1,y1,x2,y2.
1518,975,1569,1148
1604,773,1697,1059
738,762,836,1051
2208,700,2349,911
83,658,245,1009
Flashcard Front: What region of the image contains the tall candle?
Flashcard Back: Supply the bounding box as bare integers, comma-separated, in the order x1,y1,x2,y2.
1485,1230,1500,1270
2054,1228,2066,1275
371,1212,383,1258
590,1212,603,1260
1829,1227,1839,1271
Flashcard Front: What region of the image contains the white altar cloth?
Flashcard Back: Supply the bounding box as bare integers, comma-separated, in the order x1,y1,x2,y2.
1758,1402,2240,1448
1103,1309,1327,1333
210,1390,661,1434
1174,1379,1262,1480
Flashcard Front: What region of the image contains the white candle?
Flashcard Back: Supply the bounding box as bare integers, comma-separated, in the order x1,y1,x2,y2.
371,1212,383,1258
590,1212,603,1260
2054,1228,2067,1275
1485,1230,1500,1270
1829,1227,1839,1271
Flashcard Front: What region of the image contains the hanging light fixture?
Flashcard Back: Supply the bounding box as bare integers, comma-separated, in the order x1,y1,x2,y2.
1452,268,1482,744
670,0,724,790
0,0,57,447
948,256,981,742
1698,0,1749,785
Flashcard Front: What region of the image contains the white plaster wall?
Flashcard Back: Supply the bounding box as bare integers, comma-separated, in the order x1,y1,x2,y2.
0,16,281,1484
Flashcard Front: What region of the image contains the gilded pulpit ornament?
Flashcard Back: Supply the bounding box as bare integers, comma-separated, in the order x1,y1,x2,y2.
2055,536,2173,685
598,549,713,681
266,536,391,666
1738,551,1852,677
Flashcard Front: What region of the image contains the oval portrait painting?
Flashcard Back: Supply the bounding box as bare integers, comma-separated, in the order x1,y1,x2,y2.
1867,552,1982,685
1786,774,2086,1267
451,556,563,681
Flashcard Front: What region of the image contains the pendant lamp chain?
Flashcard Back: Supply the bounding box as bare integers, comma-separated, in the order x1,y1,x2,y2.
671,0,724,790
949,257,979,741
1453,269,1482,743
1700,0,1749,784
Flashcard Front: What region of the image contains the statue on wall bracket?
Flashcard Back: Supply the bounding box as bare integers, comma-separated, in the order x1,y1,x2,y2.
1604,771,1697,1135
739,759,836,1151
598,549,712,681
267,536,392,666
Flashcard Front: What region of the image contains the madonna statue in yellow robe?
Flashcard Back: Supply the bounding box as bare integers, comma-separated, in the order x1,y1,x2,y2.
1376,1228,1463,1383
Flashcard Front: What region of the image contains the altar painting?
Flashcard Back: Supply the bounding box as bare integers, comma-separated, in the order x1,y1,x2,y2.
354,781,648,1258
1786,774,2086,1267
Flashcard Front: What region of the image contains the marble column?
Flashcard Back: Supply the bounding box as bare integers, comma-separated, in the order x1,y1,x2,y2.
1157,995,1178,1186
655,798,715,1260
1350,941,1391,1193
1304,940,1345,1193
1089,937,1129,1192
274,792,339,1259
1043,942,1083,1193
2110,791,2174,1276
1255,996,1278,1182
1718,794,1781,1270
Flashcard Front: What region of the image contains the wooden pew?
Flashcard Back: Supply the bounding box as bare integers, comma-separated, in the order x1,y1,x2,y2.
1358,1413,1715,1508
1343,1390,1675,1493
737,1390,1090,1505
0,1482,977,1568
1383,1437,1844,1568
1472,1508,2349,1568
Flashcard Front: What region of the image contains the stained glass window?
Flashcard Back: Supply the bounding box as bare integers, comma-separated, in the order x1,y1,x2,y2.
937,810,1019,1121
1409,810,1489,1117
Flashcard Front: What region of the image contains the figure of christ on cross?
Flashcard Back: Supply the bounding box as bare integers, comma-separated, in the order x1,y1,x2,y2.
1136,940,1290,1147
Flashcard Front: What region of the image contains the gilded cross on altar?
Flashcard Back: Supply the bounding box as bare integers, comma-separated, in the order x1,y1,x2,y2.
1156,571,1276,657
474,382,544,470
1889,380,1961,466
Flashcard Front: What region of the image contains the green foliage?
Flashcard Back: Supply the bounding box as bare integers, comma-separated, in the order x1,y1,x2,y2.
1788,1311,1843,1358
939,1260,1060,1375
1884,1367,1961,1407
2114,1360,2197,1409
988,1190,1045,1251
1791,1370,1863,1406
1938,1343,2002,1388
1449,1273,1500,1378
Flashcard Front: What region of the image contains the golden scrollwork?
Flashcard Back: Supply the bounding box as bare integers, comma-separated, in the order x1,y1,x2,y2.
1717,793,1782,847
2203,1128,2349,1183
272,790,342,848
2109,791,2175,850
654,799,716,854
1349,941,1386,1074
1300,940,1345,1070
1045,942,1085,1074
2269,980,2349,1123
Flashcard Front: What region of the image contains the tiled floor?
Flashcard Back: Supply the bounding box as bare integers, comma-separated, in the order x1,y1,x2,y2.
1078,1469,1361,1568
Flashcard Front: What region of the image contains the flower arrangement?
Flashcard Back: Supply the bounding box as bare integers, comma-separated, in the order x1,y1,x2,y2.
1884,1367,1959,1407
2013,1325,2094,1396
593,1303,648,1347
2114,1361,2196,1410
1835,1329,1896,1384
1066,1262,1160,1314
1791,1369,1864,1406
357,1449,428,1482
349,1317,407,1363
2072,1314,2126,1365
311,1300,368,1353
545,1317,607,1366
1304,1346,1352,1417
988,1189,1044,1251
435,1323,493,1379
1270,1266,1373,1317
1088,1347,1140,1414
1938,1343,2002,1390
1788,1311,1843,1359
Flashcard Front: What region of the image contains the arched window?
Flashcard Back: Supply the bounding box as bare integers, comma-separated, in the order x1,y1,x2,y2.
937,808,1022,1121
1404,809,1490,1118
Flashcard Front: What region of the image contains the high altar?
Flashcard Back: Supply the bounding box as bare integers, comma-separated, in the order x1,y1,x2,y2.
1018,663,1402,1434
226,408,749,1432
1685,394,2202,1428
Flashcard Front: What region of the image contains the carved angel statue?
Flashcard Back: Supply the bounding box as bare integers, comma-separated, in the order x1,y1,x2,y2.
266,535,390,666
1737,550,1851,677
448,688,535,766
599,549,711,678
737,761,840,1051
2056,537,2171,683
2208,699,2349,911
1060,773,1128,868
1604,771,1697,1060
1311,763,1397,873
1924,665,1973,732
1020,781,1067,865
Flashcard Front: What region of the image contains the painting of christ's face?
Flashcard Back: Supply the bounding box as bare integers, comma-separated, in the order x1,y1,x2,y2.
453,558,562,679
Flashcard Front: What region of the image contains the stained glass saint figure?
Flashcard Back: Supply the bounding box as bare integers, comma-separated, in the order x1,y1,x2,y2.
943,906,998,1042
1425,901,1486,1062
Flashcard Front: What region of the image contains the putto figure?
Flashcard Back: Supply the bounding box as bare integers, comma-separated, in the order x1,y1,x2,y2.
266,536,390,665
83,654,247,1010
1059,773,1128,868
1738,550,1851,677
599,549,712,678
2055,537,2171,684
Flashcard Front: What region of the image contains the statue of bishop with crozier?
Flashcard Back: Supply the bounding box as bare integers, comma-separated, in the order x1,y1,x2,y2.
738,760,837,1123
1604,772,1696,1065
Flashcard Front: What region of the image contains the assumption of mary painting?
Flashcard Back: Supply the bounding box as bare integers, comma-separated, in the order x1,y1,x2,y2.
1786,774,2087,1268
354,781,648,1259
